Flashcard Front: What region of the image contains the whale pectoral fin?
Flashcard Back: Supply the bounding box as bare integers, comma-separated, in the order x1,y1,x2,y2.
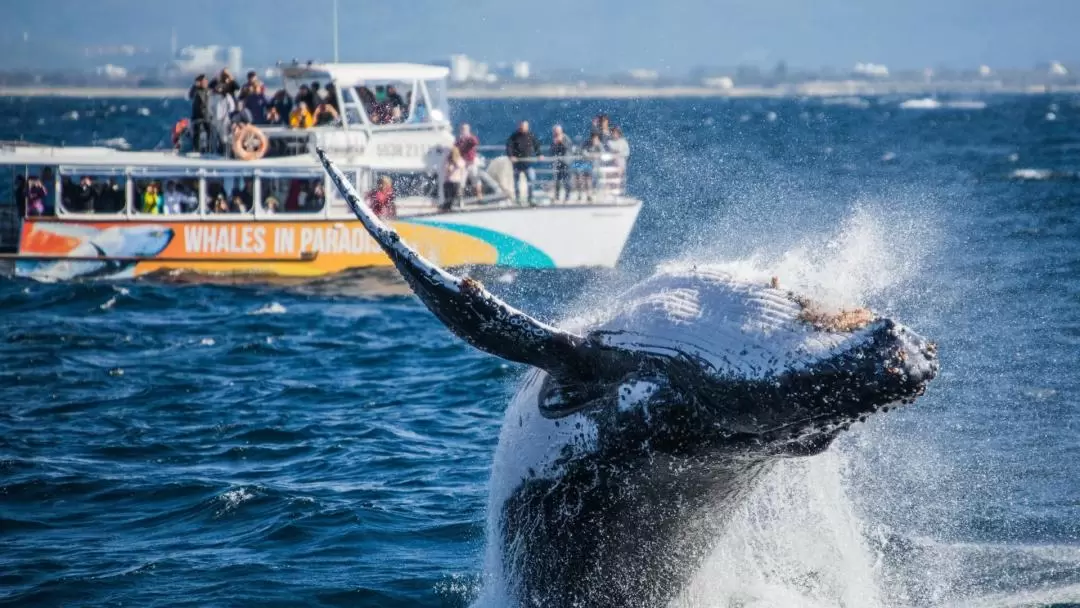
316,148,586,373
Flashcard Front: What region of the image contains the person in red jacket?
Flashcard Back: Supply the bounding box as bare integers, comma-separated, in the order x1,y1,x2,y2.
366,176,396,218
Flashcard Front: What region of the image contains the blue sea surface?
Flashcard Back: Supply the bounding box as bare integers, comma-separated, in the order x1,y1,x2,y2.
1,94,1078,607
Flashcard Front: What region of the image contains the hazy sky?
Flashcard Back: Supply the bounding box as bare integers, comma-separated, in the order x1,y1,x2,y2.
3,0,1079,72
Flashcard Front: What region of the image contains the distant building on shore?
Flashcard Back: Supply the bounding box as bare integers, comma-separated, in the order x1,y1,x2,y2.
171,45,243,76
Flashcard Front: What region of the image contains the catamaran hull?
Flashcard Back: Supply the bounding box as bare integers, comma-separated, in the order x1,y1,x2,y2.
14,202,642,280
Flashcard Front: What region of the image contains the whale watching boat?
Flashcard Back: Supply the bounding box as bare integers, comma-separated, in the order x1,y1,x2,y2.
0,62,641,280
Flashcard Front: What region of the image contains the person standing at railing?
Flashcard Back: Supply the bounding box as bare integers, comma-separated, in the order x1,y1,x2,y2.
190,74,211,153
289,102,314,129
366,176,397,219
455,124,482,199
239,71,267,124
442,146,467,211
550,125,573,202
573,133,605,202
506,120,540,205
25,176,47,217
607,126,630,192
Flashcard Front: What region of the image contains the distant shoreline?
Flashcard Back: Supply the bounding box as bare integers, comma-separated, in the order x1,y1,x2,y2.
0,82,1076,100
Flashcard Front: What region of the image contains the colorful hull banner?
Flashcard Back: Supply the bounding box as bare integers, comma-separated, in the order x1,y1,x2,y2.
16,219,518,280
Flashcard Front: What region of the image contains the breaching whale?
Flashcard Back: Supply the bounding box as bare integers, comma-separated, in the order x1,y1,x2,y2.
315,149,939,607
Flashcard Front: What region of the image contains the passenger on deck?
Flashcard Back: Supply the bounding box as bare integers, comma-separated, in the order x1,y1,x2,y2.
313,101,340,126
573,133,605,202
74,176,97,213
366,176,396,219
296,84,316,111
41,168,55,214
265,106,282,125
163,181,184,214
442,146,467,211
100,179,125,213
230,192,249,213
212,192,230,214
217,69,240,100
304,182,326,211
141,182,163,214
550,125,572,202
505,120,540,204
455,123,482,199
239,71,267,124
289,102,314,128
210,83,238,151
592,113,612,147
264,195,280,215
607,126,630,182
324,83,340,112
386,85,406,113
269,89,293,124
26,175,47,216
190,74,211,153
357,86,376,116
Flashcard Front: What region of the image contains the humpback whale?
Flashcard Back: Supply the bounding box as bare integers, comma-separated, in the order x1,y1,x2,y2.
315,149,939,607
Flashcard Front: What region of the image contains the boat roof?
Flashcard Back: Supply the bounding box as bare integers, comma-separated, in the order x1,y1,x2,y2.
280,63,450,84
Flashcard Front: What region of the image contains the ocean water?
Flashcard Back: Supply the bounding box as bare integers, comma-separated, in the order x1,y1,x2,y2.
1,94,1079,607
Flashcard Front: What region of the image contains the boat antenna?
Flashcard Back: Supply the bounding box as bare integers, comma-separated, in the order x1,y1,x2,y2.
332,0,340,62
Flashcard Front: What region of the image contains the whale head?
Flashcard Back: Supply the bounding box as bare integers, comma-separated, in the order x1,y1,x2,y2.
557,268,938,457
316,148,937,459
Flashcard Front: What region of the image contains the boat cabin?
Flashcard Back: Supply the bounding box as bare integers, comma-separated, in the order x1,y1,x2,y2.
201,62,454,173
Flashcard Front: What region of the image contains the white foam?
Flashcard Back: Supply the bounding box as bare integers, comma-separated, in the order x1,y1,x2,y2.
251,302,287,315
1010,168,1053,180
676,452,882,608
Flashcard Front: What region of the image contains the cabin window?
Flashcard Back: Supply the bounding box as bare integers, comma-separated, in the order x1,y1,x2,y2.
418,79,450,124
132,177,199,216
260,174,325,214
205,176,256,216
58,170,126,214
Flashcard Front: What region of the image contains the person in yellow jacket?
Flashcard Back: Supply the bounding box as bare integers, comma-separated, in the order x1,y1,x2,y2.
289,102,314,129
141,182,163,214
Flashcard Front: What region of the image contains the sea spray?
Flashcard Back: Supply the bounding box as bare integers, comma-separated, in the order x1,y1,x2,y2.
675,452,882,608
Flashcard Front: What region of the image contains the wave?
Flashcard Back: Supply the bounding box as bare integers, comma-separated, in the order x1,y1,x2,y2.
899,98,987,110
250,301,288,315
1009,168,1078,181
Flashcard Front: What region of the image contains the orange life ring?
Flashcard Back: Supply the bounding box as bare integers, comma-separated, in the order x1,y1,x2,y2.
232,124,269,160
171,118,189,148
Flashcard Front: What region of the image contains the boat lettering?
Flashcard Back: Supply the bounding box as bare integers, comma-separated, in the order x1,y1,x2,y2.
180,225,382,256
298,226,382,255
183,225,267,255
374,142,430,157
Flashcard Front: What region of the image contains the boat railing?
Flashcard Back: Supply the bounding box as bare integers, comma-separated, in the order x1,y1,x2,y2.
457,145,628,206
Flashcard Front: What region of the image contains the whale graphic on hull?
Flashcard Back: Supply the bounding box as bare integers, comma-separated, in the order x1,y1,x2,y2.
316,148,940,608
17,224,175,281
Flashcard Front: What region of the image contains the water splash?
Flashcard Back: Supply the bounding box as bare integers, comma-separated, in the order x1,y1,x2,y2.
676,453,882,608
